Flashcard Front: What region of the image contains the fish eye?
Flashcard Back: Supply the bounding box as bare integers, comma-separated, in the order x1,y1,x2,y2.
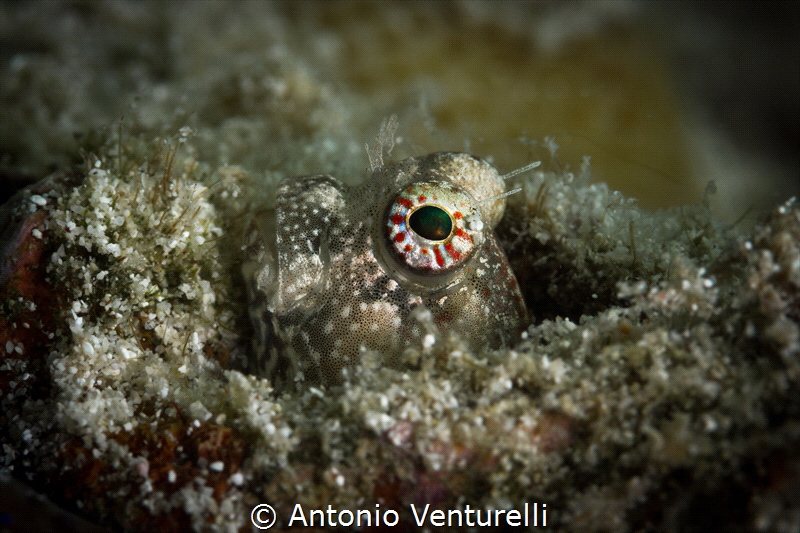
408,205,452,241
381,181,484,282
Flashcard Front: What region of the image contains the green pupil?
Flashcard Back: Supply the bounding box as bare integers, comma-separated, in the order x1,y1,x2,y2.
409,205,452,241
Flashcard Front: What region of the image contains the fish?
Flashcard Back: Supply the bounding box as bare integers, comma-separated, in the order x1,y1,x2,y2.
244,151,529,388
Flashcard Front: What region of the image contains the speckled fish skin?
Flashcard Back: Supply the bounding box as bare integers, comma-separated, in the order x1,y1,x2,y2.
246,152,529,387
